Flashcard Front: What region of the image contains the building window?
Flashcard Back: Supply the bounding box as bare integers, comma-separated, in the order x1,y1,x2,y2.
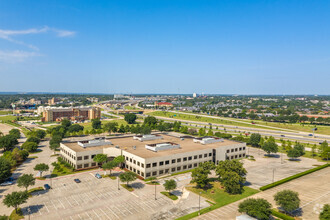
231,156,234,159
159,170,164,175
183,165,187,169
235,155,238,158
239,148,242,151
159,161,164,166
146,173,151,177
172,159,176,163
146,163,151,168
177,166,181,171
126,156,129,160
152,162,157,167
130,158,132,162
235,148,238,152
141,172,144,176
183,157,187,161
91,154,96,159
177,158,181,163
243,147,246,150
152,171,157,176
165,160,169,165
165,169,169,174
137,161,140,166
231,149,234,152
227,150,230,153
171,167,176,172
91,162,96,166
243,153,246,157
133,168,136,172
194,163,198,167
204,154,207,158
137,170,140,175
188,156,192,161
77,156,82,161
84,163,89,168
194,155,197,159
84,156,89,160
141,163,144,168
77,165,82,169
199,154,202,158
188,164,192,169
209,153,212,157
133,160,136,164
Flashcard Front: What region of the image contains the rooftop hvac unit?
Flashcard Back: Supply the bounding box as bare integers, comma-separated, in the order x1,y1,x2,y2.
115,145,119,149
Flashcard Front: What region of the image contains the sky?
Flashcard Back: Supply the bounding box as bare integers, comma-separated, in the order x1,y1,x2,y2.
0,0,329,95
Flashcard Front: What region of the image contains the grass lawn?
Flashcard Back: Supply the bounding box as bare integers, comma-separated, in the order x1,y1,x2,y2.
0,110,12,115
81,119,129,131
9,208,24,220
148,111,284,131
124,106,138,110
28,186,44,197
179,182,259,220
121,184,134,192
101,174,117,180
29,149,43,154
0,115,17,121
161,191,178,200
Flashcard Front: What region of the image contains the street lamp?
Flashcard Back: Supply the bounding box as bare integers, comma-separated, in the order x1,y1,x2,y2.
199,192,201,215
118,176,120,190
272,168,275,183
155,181,157,200
28,207,31,220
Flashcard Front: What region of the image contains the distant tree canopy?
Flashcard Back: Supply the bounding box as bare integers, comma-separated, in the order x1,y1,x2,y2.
124,113,137,124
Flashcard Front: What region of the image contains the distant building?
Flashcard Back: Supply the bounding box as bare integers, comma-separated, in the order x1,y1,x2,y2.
41,106,101,122
193,93,197,98
60,134,246,178
155,102,173,108
48,98,59,105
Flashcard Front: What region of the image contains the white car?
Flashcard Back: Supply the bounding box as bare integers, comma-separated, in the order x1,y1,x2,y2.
0,181,14,186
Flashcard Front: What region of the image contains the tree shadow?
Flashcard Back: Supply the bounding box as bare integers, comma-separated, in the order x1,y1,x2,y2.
171,189,183,196
22,204,44,215
244,181,252,186
264,154,280,158
130,182,145,189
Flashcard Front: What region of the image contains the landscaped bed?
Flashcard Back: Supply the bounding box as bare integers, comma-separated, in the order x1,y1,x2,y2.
161,191,178,200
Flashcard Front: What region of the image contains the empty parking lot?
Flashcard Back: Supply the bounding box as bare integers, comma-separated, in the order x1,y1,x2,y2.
21,171,209,220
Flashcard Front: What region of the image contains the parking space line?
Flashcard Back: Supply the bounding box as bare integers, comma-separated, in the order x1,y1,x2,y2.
64,196,74,208
43,202,50,213
58,199,66,209
78,214,82,220
99,208,111,220
50,200,58,210
113,205,125,216
106,206,119,219
92,209,101,219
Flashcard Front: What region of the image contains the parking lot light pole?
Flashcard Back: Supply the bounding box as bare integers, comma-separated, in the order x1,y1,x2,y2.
272,168,275,183
118,176,120,190
199,192,201,215
155,182,157,200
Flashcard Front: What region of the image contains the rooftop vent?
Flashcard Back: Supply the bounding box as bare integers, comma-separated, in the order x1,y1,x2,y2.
133,134,163,142
78,138,112,148
145,142,180,152
193,137,224,145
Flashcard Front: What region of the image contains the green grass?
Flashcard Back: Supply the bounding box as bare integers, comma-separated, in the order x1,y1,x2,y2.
29,149,43,154
101,174,117,179
82,119,129,131
124,106,138,110
0,115,17,121
121,184,134,192
148,111,284,131
52,163,99,177
260,163,329,191
9,208,24,220
271,209,295,220
161,191,178,200
101,114,116,119
145,181,160,185
0,110,12,115
178,182,259,220
28,186,44,196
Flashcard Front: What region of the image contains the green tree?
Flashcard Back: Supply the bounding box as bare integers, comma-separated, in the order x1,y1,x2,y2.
287,148,301,160
33,163,49,177
215,160,247,194
163,179,177,193
26,136,40,144
262,139,278,155
0,157,11,183
320,204,330,220
274,190,300,214
118,124,126,133
49,143,59,155
207,129,214,136
61,119,71,128
9,129,20,139
249,133,261,147
93,154,108,164
179,126,188,134
0,134,19,151
102,161,117,176
124,113,137,124
68,124,84,133
198,128,206,136
21,142,38,152
238,198,272,220
35,129,46,139
119,172,137,186
0,215,8,220
91,118,102,129
191,167,210,188
144,116,158,127
17,174,35,191
114,155,125,168
3,191,29,213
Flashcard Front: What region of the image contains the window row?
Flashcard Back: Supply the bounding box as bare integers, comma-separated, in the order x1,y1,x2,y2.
226,154,246,160
77,162,98,169
146,153,212,168
226,147,246,154
126,165,144,177
145,162,204,177
125,156,145,168
77,154,96,161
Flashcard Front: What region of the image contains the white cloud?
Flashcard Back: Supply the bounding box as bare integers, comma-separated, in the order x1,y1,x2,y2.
0,26,76,50
0,50,40,63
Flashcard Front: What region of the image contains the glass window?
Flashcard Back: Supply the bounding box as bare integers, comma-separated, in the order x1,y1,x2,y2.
146,163,151,168
177,158,181,162
152,162,157,167
172,159,176,163
188,156,192,160
159,161,164,166
165,160,169,165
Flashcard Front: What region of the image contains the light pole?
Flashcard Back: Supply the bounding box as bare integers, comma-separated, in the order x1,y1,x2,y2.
50,169,53,188
28,207,31,220
281,153,283,164
199,192,201,215
155,181,157,200
118,176,120,190
272,168,275,183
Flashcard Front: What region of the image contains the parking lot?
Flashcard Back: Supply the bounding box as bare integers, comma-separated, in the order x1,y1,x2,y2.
21,171,210,220
243,147,325,189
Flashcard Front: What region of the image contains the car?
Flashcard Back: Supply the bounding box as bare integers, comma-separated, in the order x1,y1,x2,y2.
95,173,102,179
74,178,81,183
44,184,51,190
308,134,313,136
280,135,285,137
0,181,14,186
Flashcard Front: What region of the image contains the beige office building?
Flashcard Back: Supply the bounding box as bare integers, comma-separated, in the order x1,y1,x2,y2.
60,134,246,179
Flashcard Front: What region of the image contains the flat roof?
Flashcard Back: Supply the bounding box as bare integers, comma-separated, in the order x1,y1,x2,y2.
62,134,242,158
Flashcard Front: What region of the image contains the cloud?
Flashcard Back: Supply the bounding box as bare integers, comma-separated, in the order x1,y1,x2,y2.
0,26,76,50
0,50,40,63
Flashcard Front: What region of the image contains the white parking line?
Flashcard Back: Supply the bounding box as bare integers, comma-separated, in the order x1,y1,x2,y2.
92,209,101,219
58,199,66,209
78,214,83,220
64,196,74,208
106,206,119,219
43,203,50,213
99,208,111,220
50,200,58,210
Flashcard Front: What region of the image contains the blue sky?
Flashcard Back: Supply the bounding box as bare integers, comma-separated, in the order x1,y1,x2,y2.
0,0,329,94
